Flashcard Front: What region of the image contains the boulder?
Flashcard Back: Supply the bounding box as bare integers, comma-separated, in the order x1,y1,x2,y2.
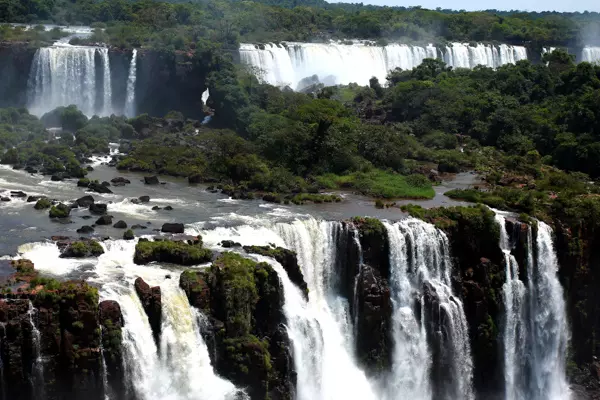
10,191,26,198
161,223,184,234
60,240,104,258
123,229,135,240
0,197,10,202
221,240,242,248
49,203,71,218
89,203,108,215
188,174,202,184
111,177,131,187
164,205,173,211
76,195,95,208
88,182,113,194
95,216,113,225
131,224,147,230
51,174,63,182
34,198,52,210
27,195,44,202
101,181,111,187
76,225,95,234
152,206,162,210
113,220,127,229
139,196,150,203
134,277,162,346
144,176,159,185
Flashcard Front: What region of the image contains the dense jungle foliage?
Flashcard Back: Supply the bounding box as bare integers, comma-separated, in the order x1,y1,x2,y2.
1,0,600,48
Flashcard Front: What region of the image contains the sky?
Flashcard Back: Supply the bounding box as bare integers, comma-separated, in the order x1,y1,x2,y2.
330,0,600,13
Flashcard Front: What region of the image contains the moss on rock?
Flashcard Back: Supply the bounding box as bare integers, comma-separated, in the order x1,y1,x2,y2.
60,240,104,258
133,238,212,265
243,245,309,299
34,197,52,210
49,203,70,218
179,252,294,399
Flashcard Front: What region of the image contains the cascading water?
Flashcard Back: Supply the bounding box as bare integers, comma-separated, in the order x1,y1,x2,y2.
240,42,528,89
196,217,474,400
27,46,127,118
494,212,526,400
99,48,113,116
27,46,98,117
383,219,473,400
528,222,570,399
274,220,379,400
27,301,45,400
492,214,570,400
581,47,600,64
124,49,138,118
18,238,243,400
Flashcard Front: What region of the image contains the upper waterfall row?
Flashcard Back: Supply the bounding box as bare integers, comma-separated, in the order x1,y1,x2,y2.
239,42,528,89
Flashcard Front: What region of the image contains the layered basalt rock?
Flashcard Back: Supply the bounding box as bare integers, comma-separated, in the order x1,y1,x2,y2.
0,279,122,400
134,277,162,346
180,252,295,400
344,217,393,376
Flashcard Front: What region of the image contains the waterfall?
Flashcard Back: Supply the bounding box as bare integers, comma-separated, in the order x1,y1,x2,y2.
63,239,243,400
99,48,113,116
27,46,124,118
28,47,97,117
581,47,600,64
275,220,379,400
240,42,528,89
528,222,570,399
27,301,45,400
494,213,526,400
492,214,570,400
124,49,138,118
384,219,473,400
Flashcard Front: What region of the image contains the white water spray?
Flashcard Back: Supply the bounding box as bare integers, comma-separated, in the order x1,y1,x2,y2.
99,47,113,116
27,301,45,400
125,49,138,118
240,42,527,89
384,218,473,400
527,222,570,400
494,212,527,400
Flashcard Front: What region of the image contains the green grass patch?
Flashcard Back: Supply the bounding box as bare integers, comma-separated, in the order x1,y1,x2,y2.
315,170,434,199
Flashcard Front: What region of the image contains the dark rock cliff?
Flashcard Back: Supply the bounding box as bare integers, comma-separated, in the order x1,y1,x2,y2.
0,280,123,400
180,252,295,400
554,219,600,397
341,217,393,376
0,44,36,109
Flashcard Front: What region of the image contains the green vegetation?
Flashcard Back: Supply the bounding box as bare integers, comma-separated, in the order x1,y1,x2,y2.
1,0,599,49
60,240,105,258
49,203,70,218
317,171,434,199
133,238,213,265
34,197,51,210
123,229,135,240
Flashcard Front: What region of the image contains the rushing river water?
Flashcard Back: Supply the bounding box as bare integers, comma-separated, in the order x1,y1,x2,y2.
0,159,477,255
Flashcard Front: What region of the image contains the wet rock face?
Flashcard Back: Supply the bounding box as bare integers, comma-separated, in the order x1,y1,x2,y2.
179,253,296,400
346,217,392,375
554,220,600,396
134,277,162,346
99,300,125,400
243,245,309,299
0,281,117,400
354,264,392,374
